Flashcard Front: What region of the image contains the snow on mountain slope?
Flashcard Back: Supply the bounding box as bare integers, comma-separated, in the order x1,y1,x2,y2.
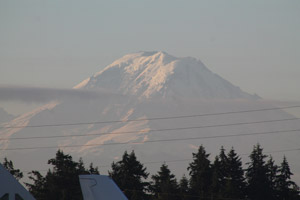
75,51,258,100
1,51,299,184
0,102,58,149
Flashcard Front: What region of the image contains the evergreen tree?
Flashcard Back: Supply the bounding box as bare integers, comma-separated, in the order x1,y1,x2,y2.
25,149,98,200
211,147,228,199
44,150,85,200
150,164,179,200
109,150,149,200
277,156,299,200
211,156,223,199
25,171,47,200
219,146,228,177
246,144,272,200
88,162,99,174
223,147,246,199
188,145,212,199
179,175,190,200
2,157,23,180
266,156,278,199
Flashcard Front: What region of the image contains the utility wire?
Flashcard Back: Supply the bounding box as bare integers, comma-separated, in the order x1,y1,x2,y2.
2,126,300,151
2,117,299,141
20,147,300,173
1,105,299,129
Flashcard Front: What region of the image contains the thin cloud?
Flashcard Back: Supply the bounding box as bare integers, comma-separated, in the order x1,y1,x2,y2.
0,86,121,103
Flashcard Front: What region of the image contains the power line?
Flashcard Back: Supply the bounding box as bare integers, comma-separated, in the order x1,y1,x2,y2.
137,129,300,144
2,117,299,141
20,147,300,173
2,126,300,151
142,147,300,164
1,105,300,129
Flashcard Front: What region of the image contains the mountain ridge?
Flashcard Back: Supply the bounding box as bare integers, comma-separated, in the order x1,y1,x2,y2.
75,51,259,100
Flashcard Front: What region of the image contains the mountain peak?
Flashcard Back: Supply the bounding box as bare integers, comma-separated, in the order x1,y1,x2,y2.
74,51,258,100
108,51,177,69
136,51,172,57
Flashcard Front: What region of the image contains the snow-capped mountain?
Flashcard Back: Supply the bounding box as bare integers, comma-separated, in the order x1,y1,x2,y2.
1,51,299,184
75,51,258,100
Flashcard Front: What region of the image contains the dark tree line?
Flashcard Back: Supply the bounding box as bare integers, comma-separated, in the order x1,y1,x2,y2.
2,144,300,200
2,150,99,200
26,150,99,200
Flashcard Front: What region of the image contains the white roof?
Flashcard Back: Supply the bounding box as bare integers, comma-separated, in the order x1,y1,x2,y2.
0,163,35,200
79,175,128,200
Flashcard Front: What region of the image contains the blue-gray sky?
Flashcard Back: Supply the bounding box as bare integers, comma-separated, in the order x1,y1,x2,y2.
1,0,300,114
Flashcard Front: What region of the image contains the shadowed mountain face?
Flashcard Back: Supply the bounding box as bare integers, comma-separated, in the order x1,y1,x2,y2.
1,52,299,184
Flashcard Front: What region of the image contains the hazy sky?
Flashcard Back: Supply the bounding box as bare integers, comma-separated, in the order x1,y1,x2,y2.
1,0,300,114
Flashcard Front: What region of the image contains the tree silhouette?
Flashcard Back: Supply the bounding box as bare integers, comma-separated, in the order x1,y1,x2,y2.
277,156,299,200
25,171,47,199
2,157,23,180
109,150,149,200
223,147,246,199
150,163,179,200
179,175,190,200
211,156,223,199
266,156,278,198
246,144,272,200
188,145,212,199
211,146,228,199
25,149,99,200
